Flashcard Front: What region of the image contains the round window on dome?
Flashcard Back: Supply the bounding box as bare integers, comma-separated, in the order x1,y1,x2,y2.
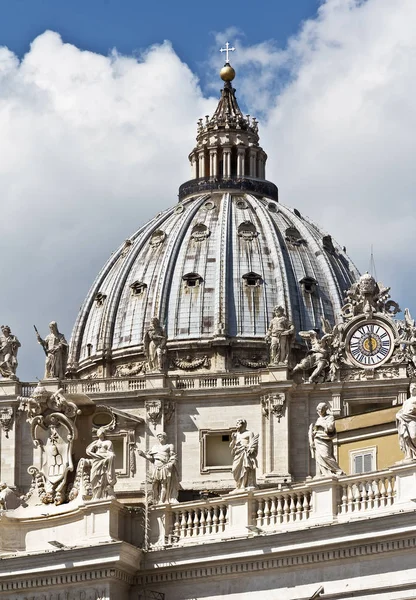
267,202,277,213
149,229,166,247
235,199,248,210
175,205,185,214
203,201,215,210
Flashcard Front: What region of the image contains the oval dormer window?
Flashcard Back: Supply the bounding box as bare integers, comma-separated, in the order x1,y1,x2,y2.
299,277,317,294
238,221,258,241
243,272,262,287
191,223,210,242
130,281,147,297
285,227,306,247
183,272,203,288
149,229,166,247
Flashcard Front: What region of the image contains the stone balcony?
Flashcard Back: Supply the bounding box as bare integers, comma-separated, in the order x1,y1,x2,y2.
148,462,416,548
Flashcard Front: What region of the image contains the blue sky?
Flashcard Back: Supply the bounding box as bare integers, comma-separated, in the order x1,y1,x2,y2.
0,0,318,87
0,0,415,379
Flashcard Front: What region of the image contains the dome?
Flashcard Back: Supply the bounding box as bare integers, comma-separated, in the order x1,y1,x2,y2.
68,62,359,376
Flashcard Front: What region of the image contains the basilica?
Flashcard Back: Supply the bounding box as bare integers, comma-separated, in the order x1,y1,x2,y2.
0,52,416,600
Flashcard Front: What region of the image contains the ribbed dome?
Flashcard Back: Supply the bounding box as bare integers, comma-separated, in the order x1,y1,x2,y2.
68,61,359,376
68,193,358,374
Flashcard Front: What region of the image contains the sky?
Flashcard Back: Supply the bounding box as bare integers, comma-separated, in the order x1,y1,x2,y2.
0,0,415,380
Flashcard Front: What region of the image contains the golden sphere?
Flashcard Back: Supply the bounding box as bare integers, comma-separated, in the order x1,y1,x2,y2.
220,64,235,82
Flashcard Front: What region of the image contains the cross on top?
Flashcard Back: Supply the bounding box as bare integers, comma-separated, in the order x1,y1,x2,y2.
220,42,235,64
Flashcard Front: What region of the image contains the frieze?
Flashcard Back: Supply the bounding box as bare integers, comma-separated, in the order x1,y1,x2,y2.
170,355,210,370
233,355,268,369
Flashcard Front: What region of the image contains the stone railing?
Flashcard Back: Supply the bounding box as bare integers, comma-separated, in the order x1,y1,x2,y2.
7,372,267,398
149,463,416,547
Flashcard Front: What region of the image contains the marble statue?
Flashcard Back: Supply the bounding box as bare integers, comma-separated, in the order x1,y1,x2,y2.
0,482,21,510
309,402,344,477
396,384,416,460
292,330,332,383
86,427,117,500
138,432,180,504
36,322,68,379
265,305,294,365
0,325,20,379
229,418,259,492
143,317,167,371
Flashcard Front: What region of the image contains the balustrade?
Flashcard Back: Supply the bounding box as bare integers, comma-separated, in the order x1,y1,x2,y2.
339,473,396,515
255,490,312,528
171,502,228,539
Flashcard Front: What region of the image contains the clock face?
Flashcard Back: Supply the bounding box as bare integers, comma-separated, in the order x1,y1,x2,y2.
348,322,393,367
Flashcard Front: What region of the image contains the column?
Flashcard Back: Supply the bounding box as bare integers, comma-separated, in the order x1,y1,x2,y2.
249,150,257,178
237,149,245,177
198,151,205,179
191,155,198,179
209,149,217,178
223,149,231,178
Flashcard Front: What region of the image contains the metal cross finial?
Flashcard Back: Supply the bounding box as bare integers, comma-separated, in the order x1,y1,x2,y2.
220,42,235,64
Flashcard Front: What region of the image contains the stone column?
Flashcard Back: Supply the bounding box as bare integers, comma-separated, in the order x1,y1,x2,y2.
191,155,198,179
209,149,218,177
237,148,245,177
249,150,257,177
198,151,205,179
223,149,231,178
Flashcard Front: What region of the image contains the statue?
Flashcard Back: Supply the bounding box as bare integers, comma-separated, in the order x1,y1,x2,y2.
143,317,167,372
265,305,294,365
309,402,344,477
35,322,68,379
398,308,416,367
0,482,21,510
229,419,259,492
138,432,179,504
0,325,20,379
85,428,117,500
396,384,416,460
292,329,332,383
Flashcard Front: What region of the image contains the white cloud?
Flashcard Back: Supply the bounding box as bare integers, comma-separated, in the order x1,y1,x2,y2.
1,0,415,379
0,31,215,378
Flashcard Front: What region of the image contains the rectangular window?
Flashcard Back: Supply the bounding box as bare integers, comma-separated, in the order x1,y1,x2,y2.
350,447,377,475
200,429,233,473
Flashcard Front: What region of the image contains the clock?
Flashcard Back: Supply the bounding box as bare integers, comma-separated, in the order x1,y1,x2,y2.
347,321,394,368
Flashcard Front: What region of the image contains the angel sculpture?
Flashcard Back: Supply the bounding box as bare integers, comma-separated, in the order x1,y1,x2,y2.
292,326,332,384
398,308,416,367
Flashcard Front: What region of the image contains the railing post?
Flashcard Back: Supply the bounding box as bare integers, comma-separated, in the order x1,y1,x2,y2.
149,504,172,547
390,462,416,506
308,476,339,524
225,491,252,536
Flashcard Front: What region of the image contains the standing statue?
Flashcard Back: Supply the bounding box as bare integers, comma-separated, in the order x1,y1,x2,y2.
309,402,344,477
143,317,167,371
396,384,416,460
0,325,21,379
265,306,294,365
85,427,117,500
229,419,259,492
35,322,68,379
399,308,416,367
138,432,180,504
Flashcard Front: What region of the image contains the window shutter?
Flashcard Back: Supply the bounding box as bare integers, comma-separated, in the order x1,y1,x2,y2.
354,455,363,474
363,453,373,473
